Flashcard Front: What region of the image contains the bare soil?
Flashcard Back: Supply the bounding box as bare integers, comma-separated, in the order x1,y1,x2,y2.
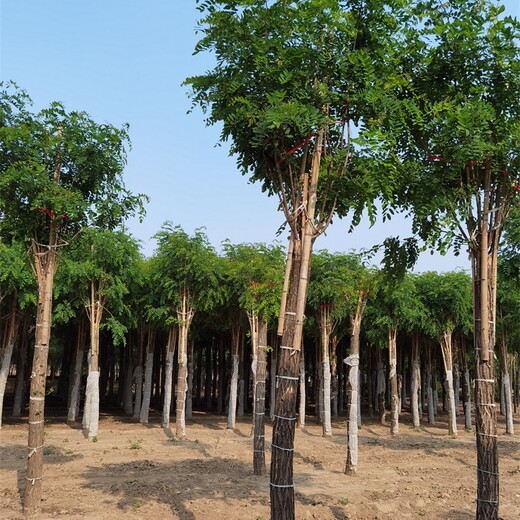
1,410,519,519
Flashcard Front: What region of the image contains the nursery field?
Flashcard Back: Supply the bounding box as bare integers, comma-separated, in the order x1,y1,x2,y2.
1,410,520,520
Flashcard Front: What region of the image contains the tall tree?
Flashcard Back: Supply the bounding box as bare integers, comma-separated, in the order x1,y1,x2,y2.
186,3,406,517
366,273,423,435
223,242,284,474
416,271,473,436
366,2,520,516
62,228,141,437
0,241,34,428
153,224,222,439
0,83,145,515
497,205,520,434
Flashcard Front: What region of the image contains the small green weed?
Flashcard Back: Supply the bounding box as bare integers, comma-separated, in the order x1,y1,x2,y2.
132,500,144,511
129,440,142,450
338,497,349,506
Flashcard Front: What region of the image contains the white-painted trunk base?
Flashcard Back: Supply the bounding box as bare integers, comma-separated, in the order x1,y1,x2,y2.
83,371,100,438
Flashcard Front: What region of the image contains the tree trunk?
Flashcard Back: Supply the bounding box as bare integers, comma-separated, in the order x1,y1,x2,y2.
318,304,332,437
238,332,245,417
454,360,460,417
140,328,156,424
270,237,302,519
186,339,194,418
270,128,325,520
162,327,177,428
298,348,306,428
376,353,386,425
13,315,29,419
67,320,86,423
132,327,145,421
205,341,212,411
253,318,267,475
83,279,104,439
440,330,457,436
227,324,241,429
366,343,373,418
345,296,365,474
176,292,194,439
0,293,19,428
330,335,338,417
270,344,277,422
472,204,499,520
499,336,514,435
24,235,58,516
388,326,399,435
410,333,421,429
122,336,134,415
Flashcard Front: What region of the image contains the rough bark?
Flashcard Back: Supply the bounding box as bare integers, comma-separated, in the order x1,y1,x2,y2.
24,235,58,516
472,195,499,520
298,348,306,428
270,239,301,519
270,344,277,422
253,319,267,475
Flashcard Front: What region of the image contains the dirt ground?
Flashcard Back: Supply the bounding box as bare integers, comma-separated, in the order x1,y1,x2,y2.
1,410,520,520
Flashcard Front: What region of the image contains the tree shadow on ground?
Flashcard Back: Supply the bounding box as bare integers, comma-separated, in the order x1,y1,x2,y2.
0,444,83,508
0,444,83,471
81,457,268,520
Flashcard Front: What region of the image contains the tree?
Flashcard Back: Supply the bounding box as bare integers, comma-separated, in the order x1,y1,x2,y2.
366,273,423,435
61,228,141,437
153,224,222,439
186,2,406,516
223,242,284,474
416,271,473,436
497,204,520,434
0,241,34,428
366,3,520,516
0,83,145,515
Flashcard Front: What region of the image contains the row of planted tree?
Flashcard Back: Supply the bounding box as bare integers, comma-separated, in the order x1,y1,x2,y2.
1,226,520,465
2,1,520,518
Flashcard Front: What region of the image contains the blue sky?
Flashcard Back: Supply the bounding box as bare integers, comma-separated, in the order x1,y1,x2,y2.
1,1,519,271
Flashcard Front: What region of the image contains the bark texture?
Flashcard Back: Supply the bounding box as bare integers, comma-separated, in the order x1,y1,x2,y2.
24,236,58,516
253,319,267,476
176,293,194,439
